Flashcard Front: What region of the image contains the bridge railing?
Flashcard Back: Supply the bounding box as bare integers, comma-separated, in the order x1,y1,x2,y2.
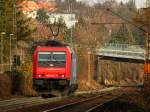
102,43,144,51
97,43,145,60
98,50,144,58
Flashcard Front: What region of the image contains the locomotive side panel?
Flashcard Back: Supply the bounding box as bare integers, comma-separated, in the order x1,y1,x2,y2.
70,50,78,85
70,51,78,91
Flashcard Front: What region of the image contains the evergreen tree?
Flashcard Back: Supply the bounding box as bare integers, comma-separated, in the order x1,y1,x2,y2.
0,0,35,40
132,28,144,45
110,24,129,44
126,0,136,10
0,0,6,32
0,0,36,63
36,9,49,24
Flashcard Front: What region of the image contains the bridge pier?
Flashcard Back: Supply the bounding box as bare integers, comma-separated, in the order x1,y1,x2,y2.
96,56,105,85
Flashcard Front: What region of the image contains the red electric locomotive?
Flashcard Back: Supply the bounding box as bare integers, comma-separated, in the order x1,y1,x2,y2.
33,41,78,95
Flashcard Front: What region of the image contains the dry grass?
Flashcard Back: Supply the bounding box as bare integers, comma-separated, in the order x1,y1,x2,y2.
0,73,12,99
99,60,144,86
78,76,102,91
77,49,102,91
17,61,38,97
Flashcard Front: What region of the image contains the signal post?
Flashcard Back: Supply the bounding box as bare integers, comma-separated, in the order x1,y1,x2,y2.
144,33,150,92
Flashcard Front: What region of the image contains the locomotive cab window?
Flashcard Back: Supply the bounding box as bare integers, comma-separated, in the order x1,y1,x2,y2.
38,52,66,68
52,52,66,61
38,52,51,61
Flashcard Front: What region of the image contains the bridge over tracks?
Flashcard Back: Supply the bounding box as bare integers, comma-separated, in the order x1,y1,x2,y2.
96,43,145,63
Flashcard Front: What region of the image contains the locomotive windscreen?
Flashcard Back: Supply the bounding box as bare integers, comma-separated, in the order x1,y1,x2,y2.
38,52,66,68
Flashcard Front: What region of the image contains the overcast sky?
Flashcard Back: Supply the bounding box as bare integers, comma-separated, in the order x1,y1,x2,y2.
76,0,147,8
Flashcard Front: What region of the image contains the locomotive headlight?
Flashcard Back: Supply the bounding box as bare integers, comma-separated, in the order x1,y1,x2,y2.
59,74,65,78
38,75,41,78
58,74,65,78
61,74,65,78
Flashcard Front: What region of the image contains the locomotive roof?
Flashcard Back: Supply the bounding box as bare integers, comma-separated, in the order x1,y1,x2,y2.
45,40,68,47
33,40,69,48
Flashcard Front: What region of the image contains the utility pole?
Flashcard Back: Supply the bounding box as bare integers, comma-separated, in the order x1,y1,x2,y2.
9,34,13,71
70,3,73,46
69,0,73,46
13,3,17,37
1,32,6,73
144,32,150,86
12,0,17,56
13,1,18,71
146,0,150,7
143,0,150,89
88,50,91,84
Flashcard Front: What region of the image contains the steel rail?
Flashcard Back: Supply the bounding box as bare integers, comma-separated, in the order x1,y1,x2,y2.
0,97,42,105
0,87,118,112
0,97,63,112
43,93,111,112
86,94,123,112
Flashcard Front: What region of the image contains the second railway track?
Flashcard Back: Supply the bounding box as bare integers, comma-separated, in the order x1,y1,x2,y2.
43,92,123,112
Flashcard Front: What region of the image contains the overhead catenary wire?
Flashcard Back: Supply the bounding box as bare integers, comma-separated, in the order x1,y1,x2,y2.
102,7,148,33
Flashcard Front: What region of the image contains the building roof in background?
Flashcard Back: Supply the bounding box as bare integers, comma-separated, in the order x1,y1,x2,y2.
38,1,57,12
20,1,40,12
19,0,57,12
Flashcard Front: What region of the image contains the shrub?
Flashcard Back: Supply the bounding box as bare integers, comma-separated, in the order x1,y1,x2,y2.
17,61,38,96
0,73,12,99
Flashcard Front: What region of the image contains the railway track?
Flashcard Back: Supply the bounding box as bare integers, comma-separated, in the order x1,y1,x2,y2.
0,87,119,112
0,96,63,112
86,95,122,112
43,93,122,112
